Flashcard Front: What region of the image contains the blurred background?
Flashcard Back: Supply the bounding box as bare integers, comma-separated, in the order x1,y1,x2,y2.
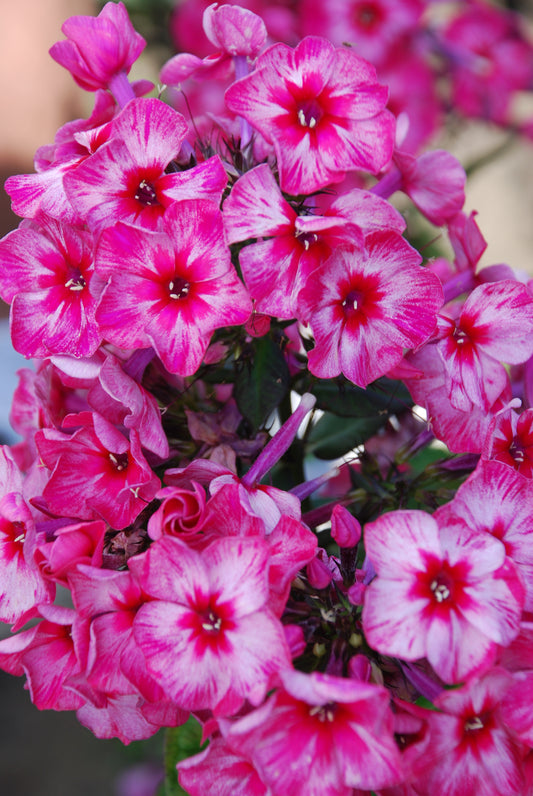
0,0,532,793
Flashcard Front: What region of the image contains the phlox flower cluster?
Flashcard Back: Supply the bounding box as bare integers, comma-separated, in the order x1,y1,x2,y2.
2,2,533,795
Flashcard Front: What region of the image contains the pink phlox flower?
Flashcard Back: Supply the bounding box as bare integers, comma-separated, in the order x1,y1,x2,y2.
434,459,533,612
64,97,222,233
299,232,443,387
87,354,169,459
362,509,525,684
0,608,84,711
223,668,403,795
225,36,395,194
434,280,533,413
300,0,424,67
4,90,150,224
161,3,267,85
0,217,102,359
49,1,146,92
72,684,171,743
35,413,159,530
177,734,269,796
224,163,403,318
420,668,527,796
93,201,252,376
482,405,533,478
404,342,512,453
132,535,291,714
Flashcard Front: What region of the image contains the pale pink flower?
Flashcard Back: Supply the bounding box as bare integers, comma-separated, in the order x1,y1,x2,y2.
362,509,524,683
132,536,291,714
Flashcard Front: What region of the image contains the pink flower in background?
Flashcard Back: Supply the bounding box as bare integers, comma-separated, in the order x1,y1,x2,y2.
49,1,146,92
362,509,524,683
483,406,533,478
299,232,443,387
225,36,395,194
300,0,424,66
94,200,252,375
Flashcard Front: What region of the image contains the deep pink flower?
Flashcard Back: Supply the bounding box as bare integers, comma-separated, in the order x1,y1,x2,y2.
299,232,443,387
224,669,403,795
35,414,159,530
132,536,291,714
225,36,395,194
362,509,524,683
442,2,533,126
49,1,146,93
93,200,252,376
178,736,268,796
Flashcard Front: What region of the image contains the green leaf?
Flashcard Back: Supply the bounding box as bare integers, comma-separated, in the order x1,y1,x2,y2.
307,412,385,459
164,717,204,796
234,336,290,431
312,376,412,418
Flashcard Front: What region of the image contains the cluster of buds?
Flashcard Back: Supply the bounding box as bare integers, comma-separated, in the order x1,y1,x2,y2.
1,2,533,795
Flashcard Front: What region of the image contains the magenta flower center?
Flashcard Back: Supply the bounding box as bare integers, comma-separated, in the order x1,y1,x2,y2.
201,610,223,634
342,288,364,315
430,576,452,603
297,99,323,130
108,451,129,472
295,230,318,250
308,701,337,723
354,2,383,30
168,278,190,300
64,269,87,292
509,437,526,465
134,179,159,206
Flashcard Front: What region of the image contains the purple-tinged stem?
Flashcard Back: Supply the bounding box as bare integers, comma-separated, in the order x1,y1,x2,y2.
232,55,253,150
290,466,340,501
370,168,403,199
442,270,477,304
242,393,316,487
108,71,136,108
